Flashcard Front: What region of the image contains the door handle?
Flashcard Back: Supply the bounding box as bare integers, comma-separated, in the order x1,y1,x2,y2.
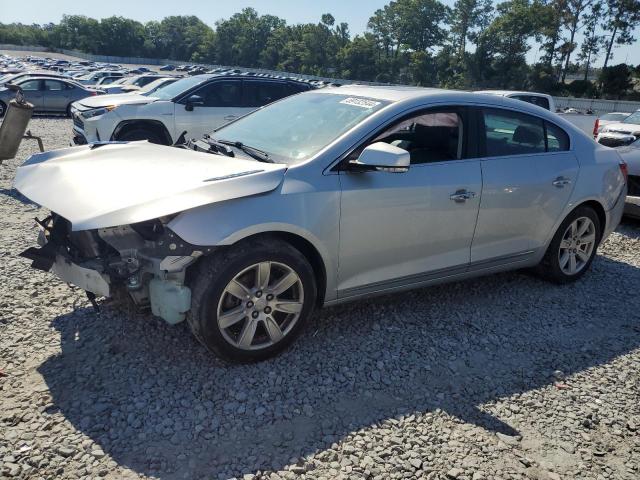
450,189,476,203
224,115,237,121
552,177,572,188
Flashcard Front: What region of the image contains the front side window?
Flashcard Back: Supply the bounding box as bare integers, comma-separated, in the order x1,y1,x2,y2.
483,109,545,156
350,109,465,164
192,81,242,107
211,92,389,163
18,80,41,91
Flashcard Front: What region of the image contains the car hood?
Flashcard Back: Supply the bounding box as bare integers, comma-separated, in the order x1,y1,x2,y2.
76,93,157,108
14,142,287,231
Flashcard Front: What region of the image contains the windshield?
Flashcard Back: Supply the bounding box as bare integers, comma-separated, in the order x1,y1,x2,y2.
623,111,640,124
210,92,389,163
144,76,207,99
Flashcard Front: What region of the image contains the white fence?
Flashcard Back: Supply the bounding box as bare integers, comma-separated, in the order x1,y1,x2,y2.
554,96,640,114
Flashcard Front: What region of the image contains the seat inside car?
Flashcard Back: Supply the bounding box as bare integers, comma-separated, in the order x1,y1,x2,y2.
389,124,459,164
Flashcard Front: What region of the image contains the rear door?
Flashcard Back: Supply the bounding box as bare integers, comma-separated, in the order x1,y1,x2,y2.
470,107,578,265
43,79,71,112
173,80,248,141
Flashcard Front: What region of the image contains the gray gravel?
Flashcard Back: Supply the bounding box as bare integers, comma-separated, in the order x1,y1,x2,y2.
1,118,640,480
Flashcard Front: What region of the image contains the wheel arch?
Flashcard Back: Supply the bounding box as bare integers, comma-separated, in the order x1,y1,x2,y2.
223,231,328,307
111,119,173,145
577,199,606,237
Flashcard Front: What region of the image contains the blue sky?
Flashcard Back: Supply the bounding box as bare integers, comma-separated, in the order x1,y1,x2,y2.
4,0,639,67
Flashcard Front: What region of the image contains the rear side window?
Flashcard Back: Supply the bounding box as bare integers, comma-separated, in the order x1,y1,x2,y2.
44,80,64,91
545,122,570,151
483,109,545,156
243,81,286,107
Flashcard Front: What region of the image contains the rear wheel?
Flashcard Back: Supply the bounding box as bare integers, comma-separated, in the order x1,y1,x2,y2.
188,238,317,362
537,206,601,284
117,127,167,145
65,103,73,118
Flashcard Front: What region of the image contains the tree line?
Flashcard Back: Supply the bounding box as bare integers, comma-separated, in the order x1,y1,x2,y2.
1,0,640,99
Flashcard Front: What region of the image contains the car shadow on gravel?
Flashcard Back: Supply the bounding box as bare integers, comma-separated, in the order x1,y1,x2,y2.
38,254,640,479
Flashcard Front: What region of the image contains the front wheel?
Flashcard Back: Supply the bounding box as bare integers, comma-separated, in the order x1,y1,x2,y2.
188,238,317,362
536,206,601,284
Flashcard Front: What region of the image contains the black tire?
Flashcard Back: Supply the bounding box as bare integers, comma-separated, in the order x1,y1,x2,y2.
117,127,167,145
66,103,73,118
0,101,6,118
188,237,317,363
536,206,601,284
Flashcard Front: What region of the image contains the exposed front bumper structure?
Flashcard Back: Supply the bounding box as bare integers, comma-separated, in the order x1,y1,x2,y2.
21,215,206,325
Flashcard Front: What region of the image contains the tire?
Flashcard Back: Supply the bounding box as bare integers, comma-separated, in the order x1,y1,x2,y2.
0,101,6,118
536,206,601,284
188,237,317,363
117,127,167,145
65,103,73,118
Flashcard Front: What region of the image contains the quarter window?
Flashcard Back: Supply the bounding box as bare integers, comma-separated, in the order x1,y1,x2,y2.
545,122,570,151
483,109,545,156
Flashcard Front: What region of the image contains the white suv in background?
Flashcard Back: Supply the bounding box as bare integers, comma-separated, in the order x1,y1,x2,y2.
70,74,314,145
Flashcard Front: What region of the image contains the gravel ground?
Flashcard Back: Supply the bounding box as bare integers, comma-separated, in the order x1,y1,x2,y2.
1,118,640,480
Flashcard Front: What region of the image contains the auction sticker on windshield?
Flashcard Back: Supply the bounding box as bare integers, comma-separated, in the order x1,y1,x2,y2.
340,97,381,109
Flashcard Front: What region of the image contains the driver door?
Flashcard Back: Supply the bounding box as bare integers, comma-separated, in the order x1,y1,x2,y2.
337,107,482,299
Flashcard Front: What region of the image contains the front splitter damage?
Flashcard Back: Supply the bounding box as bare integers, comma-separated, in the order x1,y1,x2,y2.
20,216,212,325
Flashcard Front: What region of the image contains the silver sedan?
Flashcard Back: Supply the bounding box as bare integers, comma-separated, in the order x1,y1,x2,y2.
0,76,100,117
15,86,627,362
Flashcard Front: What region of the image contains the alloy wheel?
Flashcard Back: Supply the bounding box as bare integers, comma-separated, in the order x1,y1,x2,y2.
558,216,596,275
216,261,304,350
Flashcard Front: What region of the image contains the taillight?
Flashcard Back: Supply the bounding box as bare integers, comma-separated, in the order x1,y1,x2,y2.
593,118,599,138
620,162,628,182
90,91,97,96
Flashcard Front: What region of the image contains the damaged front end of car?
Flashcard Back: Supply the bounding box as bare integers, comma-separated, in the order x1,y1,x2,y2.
21,214,212,324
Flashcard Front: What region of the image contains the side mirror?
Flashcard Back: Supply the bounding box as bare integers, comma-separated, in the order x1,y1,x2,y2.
185,94,204,111
349,142,410,173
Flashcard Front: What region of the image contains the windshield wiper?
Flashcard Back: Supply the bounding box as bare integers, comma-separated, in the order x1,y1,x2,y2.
216,139,273,163
201,134,235,157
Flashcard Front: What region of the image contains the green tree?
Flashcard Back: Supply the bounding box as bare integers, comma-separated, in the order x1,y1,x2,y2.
599,63,633,97
601,0,640,68
449,0,493,57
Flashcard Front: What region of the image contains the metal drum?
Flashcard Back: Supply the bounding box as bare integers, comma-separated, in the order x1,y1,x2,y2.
0,89,35,162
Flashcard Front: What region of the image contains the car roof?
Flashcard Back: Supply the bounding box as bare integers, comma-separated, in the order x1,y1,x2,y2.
192,73,312,85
